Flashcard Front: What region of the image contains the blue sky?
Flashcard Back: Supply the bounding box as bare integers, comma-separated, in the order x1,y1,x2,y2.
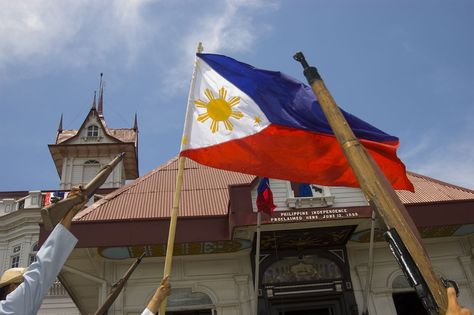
0,0,473,191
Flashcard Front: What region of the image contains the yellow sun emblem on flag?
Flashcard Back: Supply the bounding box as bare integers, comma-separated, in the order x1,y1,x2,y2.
195,87,244,133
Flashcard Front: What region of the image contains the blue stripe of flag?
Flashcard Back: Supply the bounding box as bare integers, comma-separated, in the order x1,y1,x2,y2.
198,53,398,143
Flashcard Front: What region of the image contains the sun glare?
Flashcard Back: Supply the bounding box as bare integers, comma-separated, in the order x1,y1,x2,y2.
195,87,244,133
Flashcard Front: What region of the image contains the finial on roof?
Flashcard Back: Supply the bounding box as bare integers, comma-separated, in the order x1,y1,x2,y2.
133,112,138,131
91,91,97,109
98,73,104,117
58,114,63,132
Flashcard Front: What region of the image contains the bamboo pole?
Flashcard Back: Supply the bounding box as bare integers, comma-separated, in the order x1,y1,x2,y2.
294,52,448,314
159,43,203,315
159,156,185,314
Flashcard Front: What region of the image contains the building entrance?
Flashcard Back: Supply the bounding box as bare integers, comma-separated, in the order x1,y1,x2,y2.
270,297,344,315
256,227,358,315
285,310,331,315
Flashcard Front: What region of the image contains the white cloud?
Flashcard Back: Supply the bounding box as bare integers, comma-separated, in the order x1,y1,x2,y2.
405,122,474,189
0,0,277,88
162,0,278,93
0,0,156,80
414,139,474,189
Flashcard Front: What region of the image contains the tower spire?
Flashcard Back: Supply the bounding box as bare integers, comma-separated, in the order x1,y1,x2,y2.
55,114,64,144
91,91,97,110
58,114,63,132
133,112,138,131
98,73,104,117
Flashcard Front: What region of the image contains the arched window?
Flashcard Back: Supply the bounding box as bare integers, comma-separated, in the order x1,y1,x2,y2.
87,125,99,137
83,160,101,183
150,288,214,314
391,274,410,289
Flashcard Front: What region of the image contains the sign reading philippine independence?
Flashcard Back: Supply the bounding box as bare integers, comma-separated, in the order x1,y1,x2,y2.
268,207,371,223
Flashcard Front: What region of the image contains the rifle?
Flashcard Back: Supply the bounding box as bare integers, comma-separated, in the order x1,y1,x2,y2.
41,152,125,230
93,252,146,315
384,229,459,314
293,52,452,314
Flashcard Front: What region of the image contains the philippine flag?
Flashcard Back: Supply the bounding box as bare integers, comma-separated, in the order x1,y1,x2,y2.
180,53,414,191
257,177,277,216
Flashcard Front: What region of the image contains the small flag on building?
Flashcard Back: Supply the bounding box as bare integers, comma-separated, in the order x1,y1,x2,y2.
256,177,276,216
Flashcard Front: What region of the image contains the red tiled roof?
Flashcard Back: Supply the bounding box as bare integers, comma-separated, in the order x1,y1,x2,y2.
74,159,474,222
75,157,253,222
56,128,137,144
398,172,474,203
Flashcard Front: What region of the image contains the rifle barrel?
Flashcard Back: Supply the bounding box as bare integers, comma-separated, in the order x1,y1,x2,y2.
41,152,126,230
84,152,126,197
93,252,146,315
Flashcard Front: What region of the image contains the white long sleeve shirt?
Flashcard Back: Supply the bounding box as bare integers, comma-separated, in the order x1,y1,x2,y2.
141,308,154,315
0,224,78,315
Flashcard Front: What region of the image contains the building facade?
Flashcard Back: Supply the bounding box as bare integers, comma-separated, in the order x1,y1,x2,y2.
51,158,474,315
0,79,138,314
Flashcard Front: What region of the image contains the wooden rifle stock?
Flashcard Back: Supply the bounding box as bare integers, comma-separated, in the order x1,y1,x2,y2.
293,52,448,314
93,252,146,315
41,152,125,230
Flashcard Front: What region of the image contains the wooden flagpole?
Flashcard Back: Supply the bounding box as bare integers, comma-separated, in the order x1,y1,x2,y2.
159,42,203,315
254,211,262,315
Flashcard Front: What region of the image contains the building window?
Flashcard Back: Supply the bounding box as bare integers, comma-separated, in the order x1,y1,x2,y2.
85,160,100,165
87,125,99,137
291,183,325,197
391,274,428,315
11,255,20,268
83,160,101,184
29,242,39,265
165,287,213,311
13,245,21,253
286,182,334,209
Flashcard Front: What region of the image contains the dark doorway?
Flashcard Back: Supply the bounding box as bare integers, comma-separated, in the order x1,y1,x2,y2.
270,298,342,315
392,292,429,315
166,310,212,315
285,308,331,315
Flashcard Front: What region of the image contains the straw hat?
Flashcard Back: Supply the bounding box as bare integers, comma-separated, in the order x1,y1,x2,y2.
0,268,26,289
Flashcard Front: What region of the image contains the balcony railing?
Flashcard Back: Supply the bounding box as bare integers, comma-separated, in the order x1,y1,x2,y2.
47,279,68,296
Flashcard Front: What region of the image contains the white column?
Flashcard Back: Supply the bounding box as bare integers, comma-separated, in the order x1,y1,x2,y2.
234,275,251,315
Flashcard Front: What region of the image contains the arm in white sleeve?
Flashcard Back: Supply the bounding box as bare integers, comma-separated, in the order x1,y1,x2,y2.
0,224,78,315
141,307,155,315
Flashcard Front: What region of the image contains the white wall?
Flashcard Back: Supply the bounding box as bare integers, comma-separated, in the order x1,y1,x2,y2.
73,250,256,315
347,236,474,314
0,193,80,314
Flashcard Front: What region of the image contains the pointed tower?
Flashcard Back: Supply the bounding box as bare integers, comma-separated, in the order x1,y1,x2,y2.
97,73,104,118
48,75,139,190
